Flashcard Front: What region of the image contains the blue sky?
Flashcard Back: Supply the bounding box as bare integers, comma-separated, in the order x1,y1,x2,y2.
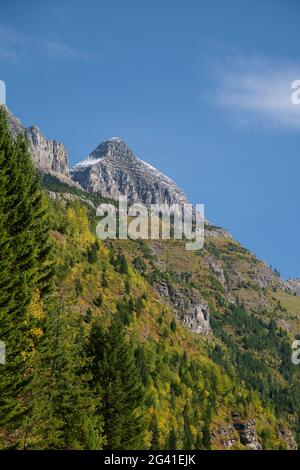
1,0,300,278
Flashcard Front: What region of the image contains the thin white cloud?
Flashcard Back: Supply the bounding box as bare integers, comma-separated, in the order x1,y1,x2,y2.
42,37,91,61
208,53,300,130
0,24,99,64
0,25,28,63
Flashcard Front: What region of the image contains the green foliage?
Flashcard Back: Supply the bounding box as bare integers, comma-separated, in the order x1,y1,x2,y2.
150,414,160,450
168,428,177,450
1,115,298,451
93,293,103,308
40,173,115,208
109,249,129,274
133,256,147,273
210,302,300,444
27,300,103,449
86,314,146,449
0,108,54,446
86,241,99,264
170,319,177,333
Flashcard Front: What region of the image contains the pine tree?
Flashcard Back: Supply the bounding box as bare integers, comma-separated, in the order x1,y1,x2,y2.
27,299,104,449
150,414,160,450
0,108,54,446
87,314,145,449
0,109,25,436
4,132,53,297
183,406,194,449
202,412,212,449
168,428,177,450
194,432,203,450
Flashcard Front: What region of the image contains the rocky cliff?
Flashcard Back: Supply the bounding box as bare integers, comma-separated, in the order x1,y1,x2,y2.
213,413,262,450
71,137,189,206
156,282,211,334
286,278,300,296
25,125,69,177
4,106,71,182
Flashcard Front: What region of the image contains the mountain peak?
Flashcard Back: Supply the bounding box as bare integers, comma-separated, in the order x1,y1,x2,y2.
71,138,189,206
88,137,136,162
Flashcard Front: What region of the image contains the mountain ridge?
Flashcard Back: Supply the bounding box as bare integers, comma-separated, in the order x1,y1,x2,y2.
3,106,298,286
71,136,189,206
1,105,300,449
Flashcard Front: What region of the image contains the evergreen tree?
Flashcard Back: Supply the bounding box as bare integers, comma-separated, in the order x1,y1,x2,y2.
87,314,145,449
27,299,103,449
202,412,212,450
183,406,194,449
150,414,160,450
170,319,177,333
0,109,24,437
168,428,177,450
194,432,203,450
0,108,54,446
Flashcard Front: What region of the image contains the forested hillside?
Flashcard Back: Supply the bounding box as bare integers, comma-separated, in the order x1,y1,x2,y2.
0,109,299,450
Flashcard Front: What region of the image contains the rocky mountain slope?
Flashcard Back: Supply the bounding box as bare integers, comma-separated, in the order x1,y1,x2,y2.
5,106,190,205
4,106,72,183
45,195,300,449
3,106,300,448
71,137,189,206
5,105,299,310
286,278,300,296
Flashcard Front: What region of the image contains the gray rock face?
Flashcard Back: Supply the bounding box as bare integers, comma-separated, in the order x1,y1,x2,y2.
232,413,262,450
251,261,285,290
4,106,23,139
156,282,211,334
204,256,226,285
212,424,235,449
71,137,189,206
4,106,70,180
285,278,300,296
25,126,69,177
205,224,232,239
48,190,96,210
277,427,298,450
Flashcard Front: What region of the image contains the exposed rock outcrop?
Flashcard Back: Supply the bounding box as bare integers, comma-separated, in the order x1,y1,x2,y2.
48,191,96,209
4,106,72,182
285,278,300,296
251,261,285,290
205,224,232,239
71,137,189,206
156,283,210,334
25,126,69,177
277,427,298,450
213,415,298,450
212,424,235,449
4,106,23,139
204,256,226,285
232,413,262,450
